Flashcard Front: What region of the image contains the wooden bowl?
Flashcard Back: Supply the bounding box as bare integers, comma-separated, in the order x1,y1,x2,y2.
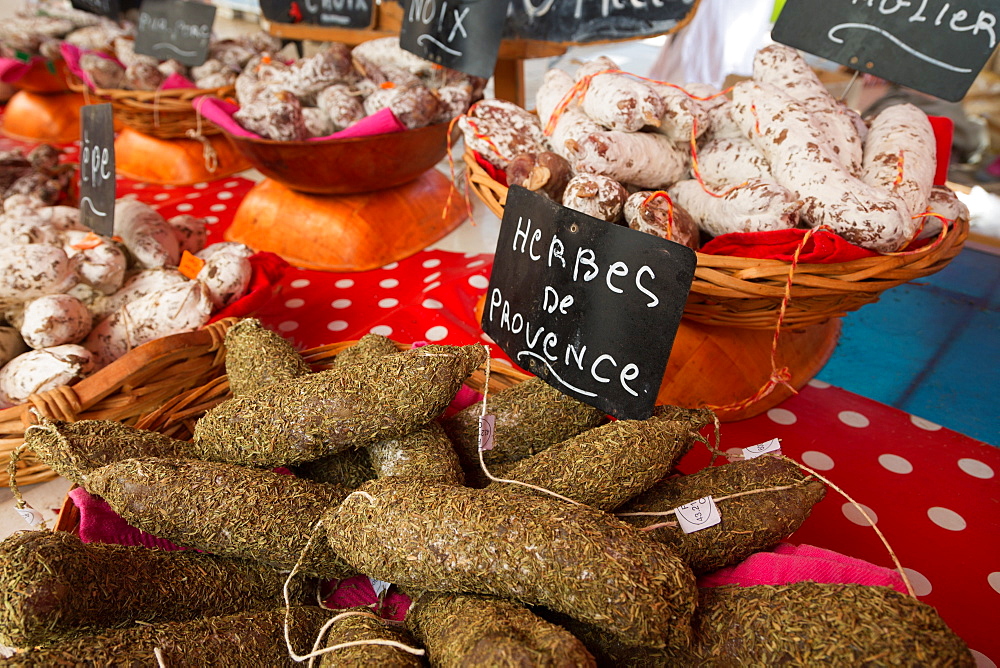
222,121,452,195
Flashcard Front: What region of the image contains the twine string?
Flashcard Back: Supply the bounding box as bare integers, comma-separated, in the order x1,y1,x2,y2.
688,117,748,199
640,191,676,241
890,211,952,256
444,114,475,227
6,443,47,531
187,98,219,174
154,647,167,667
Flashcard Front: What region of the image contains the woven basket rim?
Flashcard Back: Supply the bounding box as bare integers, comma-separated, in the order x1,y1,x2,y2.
68,77,235,101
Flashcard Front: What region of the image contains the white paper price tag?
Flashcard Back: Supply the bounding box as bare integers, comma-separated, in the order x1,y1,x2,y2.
742,438,782,460
369,577,391,598
15,506,43,527
479,414,496,452
674,497,721,534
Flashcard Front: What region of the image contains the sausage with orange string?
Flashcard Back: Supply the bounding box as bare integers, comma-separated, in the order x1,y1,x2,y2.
916,185,969,240
565,130,688,190
648,82,711,144
860,102,936,220
624,191,700,250
753,44,864,174
575,57,664,132
562,173,628,223
684,83,742,141
458,99,548,169
668,179,802,237
730,81,913,252
535,68,603,159
695,136,774,189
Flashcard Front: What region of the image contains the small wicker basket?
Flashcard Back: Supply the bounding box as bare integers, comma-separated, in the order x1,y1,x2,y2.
4,323,530,487
463,150,970,330
69,78,233,139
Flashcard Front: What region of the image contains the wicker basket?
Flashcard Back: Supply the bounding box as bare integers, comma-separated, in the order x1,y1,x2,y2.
0,318,237,487
5,325,530,487
69,78,233,139
463,150,970,330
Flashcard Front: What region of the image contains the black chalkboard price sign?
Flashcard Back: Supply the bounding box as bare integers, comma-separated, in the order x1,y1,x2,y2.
71,0,123,19
772,0,999,102
503,0,699,44
258,0,376,28
399,0,508,79
483,186,696,420
134,0,217,67
79,104,116,238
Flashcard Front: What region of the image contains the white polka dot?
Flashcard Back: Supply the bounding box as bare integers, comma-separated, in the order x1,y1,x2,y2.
371,325,393,336
382,262,399,270
217,191,234,200
379,278,399,289
958,458,994,479
334,279,354,289
277,321,298,332
175,202,194,212
463,252,479,258
154,192,170,201
902,568,932,596
842,502,878,526
480,332,494,343
284,298,304,308
194,182,208,189
422,258,442,268
468,275,489,289
331,299,351,309
971,650,996,668
807,378,831,389
290,279,311,289
911,415,942,431
927,506,966,531
878,454,913,474
466,259,486,268
987,572,1000,595
801,450,834,471
209,204,227,212
423,271,442,283
422,299,443,309
205,216,219,223
378,298,399,308
425,325,449,341
185,192,201,199
767,408,797,425
327,320,348,332
224,181,240,188
838,410,870,428
423,281,441,292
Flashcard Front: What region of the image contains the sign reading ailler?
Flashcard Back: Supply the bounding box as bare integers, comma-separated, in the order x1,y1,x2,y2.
482,186,695,420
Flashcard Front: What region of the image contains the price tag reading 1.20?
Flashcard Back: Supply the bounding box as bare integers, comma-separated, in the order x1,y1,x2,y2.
79,103,116,238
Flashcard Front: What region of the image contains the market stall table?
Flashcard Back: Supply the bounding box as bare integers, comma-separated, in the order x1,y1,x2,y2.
0,124,996,666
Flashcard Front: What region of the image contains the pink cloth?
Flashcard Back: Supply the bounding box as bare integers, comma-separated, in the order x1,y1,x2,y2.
697,542,908,593
192,96,406,142
69,487,188,551
59,43,196,90
0,57,34,84
322,575,412,621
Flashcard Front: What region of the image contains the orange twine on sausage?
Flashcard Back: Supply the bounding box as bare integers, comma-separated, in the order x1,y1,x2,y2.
893,151,906,187
704,226,832,414
890,211,951,255
640,191,675,241
688,117,748,198
542,68,619,136
443,113,476,226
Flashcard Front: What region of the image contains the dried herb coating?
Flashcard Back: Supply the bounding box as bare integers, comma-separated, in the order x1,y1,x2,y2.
324,477,696,648
316,608,424,668
4,606,335,667
407,591,596,668
192,344,487,467
441,377,606,487
333,333,400,367
25,419,193,488
224,318,311,396
617,455,826,574
0,530,310,649
84,457,354,579
369,422,464,486
678,583,975,666
294,447,376,489
490,406,706,511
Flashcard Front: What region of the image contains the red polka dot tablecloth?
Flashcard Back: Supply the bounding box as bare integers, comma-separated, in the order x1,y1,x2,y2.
2,127,997,665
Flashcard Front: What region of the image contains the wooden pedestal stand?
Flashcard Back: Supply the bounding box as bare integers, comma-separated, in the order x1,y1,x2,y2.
113,128,250,185
0,90,86,144
226,170,468,272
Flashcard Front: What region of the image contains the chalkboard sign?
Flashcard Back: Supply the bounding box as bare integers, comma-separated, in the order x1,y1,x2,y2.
483,186,696,420
503,0,699,44
258,0,376,28
79,104,116,238
134,0,216,67
772,0,999,102
399,0,508,79
71,0,122,19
